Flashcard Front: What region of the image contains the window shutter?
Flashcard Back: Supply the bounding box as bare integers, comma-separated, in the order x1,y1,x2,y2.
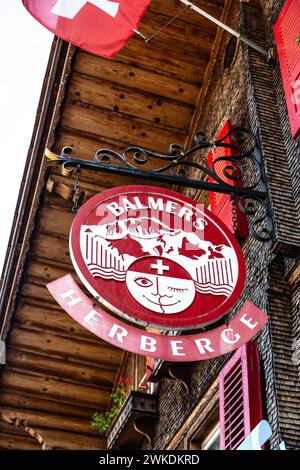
219,342,263,450
208,121,248,239
138,356,156,389
274,0,300,138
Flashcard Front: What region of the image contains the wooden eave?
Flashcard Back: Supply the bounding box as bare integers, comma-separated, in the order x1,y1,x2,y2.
0,0,228,450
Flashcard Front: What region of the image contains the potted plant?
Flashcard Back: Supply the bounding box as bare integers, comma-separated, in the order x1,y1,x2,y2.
91,376,130,434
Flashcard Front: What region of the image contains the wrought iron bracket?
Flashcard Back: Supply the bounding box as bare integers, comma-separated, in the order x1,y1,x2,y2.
45,127,274,242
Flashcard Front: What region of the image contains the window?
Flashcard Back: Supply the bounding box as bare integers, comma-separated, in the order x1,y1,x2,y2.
274,0,300,137
183,379,220,450
202,424,220,450
183,344,263,451
188,407,220,450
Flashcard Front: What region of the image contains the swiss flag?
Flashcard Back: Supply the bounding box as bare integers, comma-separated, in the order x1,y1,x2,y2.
22,0,152,59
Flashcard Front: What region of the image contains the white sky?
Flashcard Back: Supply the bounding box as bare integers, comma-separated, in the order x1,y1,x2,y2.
0,2,53,274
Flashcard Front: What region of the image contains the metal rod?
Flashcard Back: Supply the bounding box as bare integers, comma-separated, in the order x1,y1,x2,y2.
56,156,266,199
179,0,270,59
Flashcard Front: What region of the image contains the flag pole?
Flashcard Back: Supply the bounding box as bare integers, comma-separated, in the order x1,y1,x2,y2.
179,0,271,61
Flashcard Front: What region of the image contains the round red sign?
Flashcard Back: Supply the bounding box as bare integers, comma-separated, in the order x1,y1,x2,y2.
70,186,246,329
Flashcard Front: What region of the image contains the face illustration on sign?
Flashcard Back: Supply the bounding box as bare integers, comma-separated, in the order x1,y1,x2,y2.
126,257,196,314
70,186,246,329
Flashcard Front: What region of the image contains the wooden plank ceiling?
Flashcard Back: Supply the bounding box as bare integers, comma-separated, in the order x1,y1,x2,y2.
0,0,225,450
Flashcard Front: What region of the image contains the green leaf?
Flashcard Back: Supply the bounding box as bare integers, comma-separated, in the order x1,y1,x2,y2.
90,381,129,435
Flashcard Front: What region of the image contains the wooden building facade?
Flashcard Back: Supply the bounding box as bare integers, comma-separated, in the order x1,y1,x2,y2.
0,0,300,450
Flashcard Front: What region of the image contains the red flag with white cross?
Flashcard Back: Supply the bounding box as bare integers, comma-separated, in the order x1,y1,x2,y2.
22,0,152,59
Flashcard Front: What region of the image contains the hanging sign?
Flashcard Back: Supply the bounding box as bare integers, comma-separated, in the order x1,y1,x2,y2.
47,186,268,361
68,186,246,330
22,0,151,59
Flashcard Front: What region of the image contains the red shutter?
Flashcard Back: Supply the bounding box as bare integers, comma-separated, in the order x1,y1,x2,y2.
208,121,248,239
138,356,156,389
219,342,263,450
274,0,300,138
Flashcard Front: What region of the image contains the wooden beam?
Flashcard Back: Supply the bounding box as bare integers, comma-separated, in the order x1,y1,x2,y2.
26,257,73,284
0,368,111,408
19,277,101,314
1,409,102,437
42,190,73,210
6,349,116,388
149,0,224,25
0,419,106,450
53,131,179,177
46,174,109,200
15,302,98,343
0,431,41,450
61,103,186,152
25,255,73,274
67,73,194,132
116,37,208,84
9,326,123,366
0,391,97,419
140,9,217,55
24,427,106,450
56,126,128,155
20,279,68,303
30,232,70,265
46,175,78,202
36,205,73,239
74,52,199,105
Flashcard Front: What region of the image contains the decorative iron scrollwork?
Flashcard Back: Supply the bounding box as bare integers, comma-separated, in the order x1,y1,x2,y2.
45,127,274,242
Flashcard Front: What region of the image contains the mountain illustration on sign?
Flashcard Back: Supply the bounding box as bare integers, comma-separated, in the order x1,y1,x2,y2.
80,216,238,314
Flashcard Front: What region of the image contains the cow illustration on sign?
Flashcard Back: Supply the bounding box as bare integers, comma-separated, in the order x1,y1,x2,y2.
80,215,237,315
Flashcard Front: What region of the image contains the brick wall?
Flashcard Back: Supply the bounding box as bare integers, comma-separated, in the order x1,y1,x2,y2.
139,0,300,451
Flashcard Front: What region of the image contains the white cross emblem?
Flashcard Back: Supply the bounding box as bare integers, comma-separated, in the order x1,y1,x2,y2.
51,0,120,20
150,260,170,276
